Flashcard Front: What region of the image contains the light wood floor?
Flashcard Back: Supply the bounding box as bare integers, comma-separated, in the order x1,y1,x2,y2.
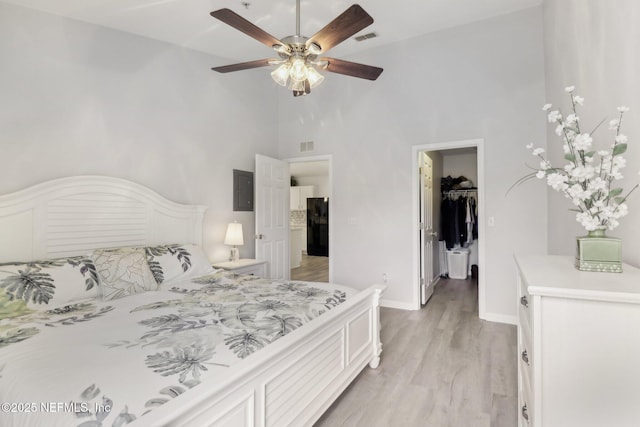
291,254,329,282
315,277,518,427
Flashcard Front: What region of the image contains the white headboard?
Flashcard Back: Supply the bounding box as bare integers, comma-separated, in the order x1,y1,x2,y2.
0,176,207,262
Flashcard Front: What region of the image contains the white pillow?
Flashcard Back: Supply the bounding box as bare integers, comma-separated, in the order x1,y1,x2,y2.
92,247,158,301
0,256,100,319
144,244,214,285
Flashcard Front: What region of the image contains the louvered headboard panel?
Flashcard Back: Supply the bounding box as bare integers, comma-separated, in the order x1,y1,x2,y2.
0,176,207,262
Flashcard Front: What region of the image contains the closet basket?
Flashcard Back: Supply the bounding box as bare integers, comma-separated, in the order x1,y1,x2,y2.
447,249,469,279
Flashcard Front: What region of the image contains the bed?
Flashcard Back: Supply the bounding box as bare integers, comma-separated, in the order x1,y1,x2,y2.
0,176,385,427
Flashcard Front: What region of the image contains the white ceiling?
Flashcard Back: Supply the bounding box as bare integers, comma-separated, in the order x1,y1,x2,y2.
3,0,541,65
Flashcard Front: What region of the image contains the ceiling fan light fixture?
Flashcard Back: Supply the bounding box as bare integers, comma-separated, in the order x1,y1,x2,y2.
288,78,305,92
273,44,290,55
313,59,329,70
306,66,325,88
308,42,322,55
289,58,308,82
292,79,311,97
271,63,291,86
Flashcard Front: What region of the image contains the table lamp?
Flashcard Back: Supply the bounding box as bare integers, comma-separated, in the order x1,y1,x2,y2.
224,221,244,261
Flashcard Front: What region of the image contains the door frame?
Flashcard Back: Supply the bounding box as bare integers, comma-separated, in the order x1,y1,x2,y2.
411,139,486,318
286,154,333,283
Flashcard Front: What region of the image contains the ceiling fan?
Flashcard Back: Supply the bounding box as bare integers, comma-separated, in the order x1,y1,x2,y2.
210,1,383,97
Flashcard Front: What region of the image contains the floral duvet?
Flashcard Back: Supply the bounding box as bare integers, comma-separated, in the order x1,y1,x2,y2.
0,270,354,427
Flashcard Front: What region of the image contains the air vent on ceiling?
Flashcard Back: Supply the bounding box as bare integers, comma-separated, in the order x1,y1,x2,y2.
354,32,378,42
300,141,315,153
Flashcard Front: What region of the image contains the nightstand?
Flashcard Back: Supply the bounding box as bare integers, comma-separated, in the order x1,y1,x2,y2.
212,259,267,277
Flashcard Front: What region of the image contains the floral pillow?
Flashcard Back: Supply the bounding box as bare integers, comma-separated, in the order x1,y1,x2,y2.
92,247,158,301
144,244,215,285
0,257,100,319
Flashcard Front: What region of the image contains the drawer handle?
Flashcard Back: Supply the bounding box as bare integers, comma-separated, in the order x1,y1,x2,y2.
521,350,530,365
522,404,529,421
520,296,529,308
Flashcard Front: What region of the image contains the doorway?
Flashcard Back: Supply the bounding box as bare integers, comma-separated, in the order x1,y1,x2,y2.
288,156,332,283
412,139,486,319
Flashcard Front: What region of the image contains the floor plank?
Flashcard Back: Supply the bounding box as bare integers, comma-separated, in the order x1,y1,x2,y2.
315,277,517,427
291,254,329,282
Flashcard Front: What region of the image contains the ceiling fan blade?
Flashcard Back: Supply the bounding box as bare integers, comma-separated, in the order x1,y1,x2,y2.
211,9,284,50
212,59,272,73
323,58,383,81
307,5,374,53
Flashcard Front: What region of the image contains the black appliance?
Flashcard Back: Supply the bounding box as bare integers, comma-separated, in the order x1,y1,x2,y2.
307,197,329,256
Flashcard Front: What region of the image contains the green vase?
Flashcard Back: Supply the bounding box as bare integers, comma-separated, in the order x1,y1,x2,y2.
575,228,622,272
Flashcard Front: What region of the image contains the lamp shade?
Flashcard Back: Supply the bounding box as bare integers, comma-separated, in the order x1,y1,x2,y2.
224,222,244,246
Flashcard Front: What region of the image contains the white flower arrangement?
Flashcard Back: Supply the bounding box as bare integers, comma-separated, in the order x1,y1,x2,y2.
522,86,638,231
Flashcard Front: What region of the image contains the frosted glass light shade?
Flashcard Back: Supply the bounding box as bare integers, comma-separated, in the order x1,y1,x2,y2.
306,66,325,88
271,63,290,87
288,79,305,92
289,58,308,82
224,222,244,246
271,58,325,95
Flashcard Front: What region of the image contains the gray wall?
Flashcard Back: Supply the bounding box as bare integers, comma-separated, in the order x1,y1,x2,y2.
0,3,279,263
277,7,548,321
543,0,640,266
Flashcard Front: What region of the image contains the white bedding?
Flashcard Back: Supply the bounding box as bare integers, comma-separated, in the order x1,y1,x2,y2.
0,270,355,427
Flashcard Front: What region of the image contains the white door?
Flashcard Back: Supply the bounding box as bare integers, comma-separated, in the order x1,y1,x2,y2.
419,152,436,304
255,154,290,279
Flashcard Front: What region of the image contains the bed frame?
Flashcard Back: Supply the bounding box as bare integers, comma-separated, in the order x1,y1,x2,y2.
0,176,384,427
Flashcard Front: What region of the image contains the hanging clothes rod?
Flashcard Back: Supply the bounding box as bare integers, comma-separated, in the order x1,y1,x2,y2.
442,189,477,194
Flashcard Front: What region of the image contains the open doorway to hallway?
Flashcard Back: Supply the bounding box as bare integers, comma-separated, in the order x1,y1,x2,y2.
288,158,331,282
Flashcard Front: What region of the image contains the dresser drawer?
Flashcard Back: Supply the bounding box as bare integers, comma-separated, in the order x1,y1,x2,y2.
517,274,532,328
519,390,532,426
518,321,533,383
519,363,533,426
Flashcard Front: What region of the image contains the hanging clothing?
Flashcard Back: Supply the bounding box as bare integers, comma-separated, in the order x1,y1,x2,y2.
440,191,478,249
470,197,478,240
440,198,457,249
465,197,474,245
455,197,467,246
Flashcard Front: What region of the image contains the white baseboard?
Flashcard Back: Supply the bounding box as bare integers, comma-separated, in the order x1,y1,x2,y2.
380,299,416,311
481,312,517,325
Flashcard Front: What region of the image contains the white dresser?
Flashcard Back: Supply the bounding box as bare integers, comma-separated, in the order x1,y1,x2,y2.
515,255,640,427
